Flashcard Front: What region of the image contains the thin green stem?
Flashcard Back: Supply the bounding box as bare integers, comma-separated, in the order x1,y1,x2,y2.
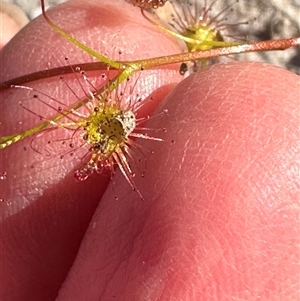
1,0,299,150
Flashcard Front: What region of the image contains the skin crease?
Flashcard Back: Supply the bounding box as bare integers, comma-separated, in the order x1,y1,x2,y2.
0,1,182,300
0,1,299,301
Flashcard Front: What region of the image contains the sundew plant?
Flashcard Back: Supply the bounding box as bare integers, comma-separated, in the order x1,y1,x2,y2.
0,0,299,199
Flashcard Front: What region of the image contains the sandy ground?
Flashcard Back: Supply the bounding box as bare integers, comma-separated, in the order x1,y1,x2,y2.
1,0,300,73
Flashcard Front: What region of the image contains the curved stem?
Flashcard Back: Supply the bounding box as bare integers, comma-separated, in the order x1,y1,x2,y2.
0,62,110,92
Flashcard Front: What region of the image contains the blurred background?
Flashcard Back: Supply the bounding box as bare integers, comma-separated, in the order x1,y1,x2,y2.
1,0,299,73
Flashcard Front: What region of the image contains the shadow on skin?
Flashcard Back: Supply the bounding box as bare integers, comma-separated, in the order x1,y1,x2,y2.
1,0,299,300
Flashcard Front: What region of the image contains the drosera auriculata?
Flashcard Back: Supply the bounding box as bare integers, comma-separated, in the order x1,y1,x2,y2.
13,57,168,200
142,0,250,74
0,0,299,151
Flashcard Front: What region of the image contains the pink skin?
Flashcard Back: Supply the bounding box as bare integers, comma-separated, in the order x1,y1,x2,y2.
0,12,21,48
0,1,299,301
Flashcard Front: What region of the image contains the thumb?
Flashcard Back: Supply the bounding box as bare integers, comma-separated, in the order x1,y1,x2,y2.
0,1,182,301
